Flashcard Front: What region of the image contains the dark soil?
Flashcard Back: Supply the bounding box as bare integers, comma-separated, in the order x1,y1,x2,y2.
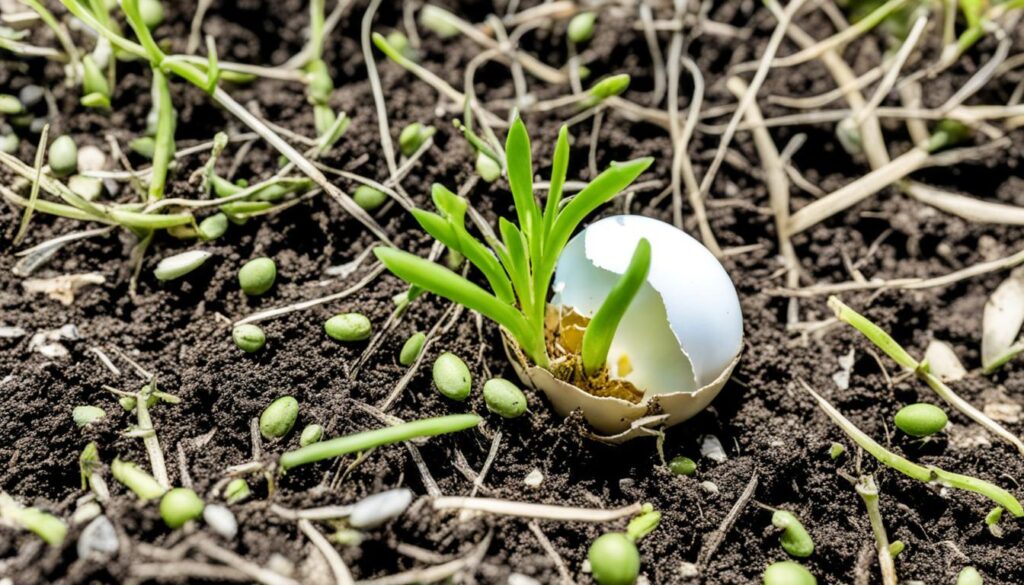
3,1,1024,584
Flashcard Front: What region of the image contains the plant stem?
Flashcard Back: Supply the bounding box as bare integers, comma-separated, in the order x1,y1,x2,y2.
854,476,897,585
581,238,651,376
280,414,481,471
148,69,175,201
137,381,170,489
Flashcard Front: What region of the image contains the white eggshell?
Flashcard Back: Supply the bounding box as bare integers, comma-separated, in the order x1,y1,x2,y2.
552,215,742,395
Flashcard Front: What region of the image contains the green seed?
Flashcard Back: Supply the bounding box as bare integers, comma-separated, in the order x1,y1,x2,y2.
482,378,527,418
130,136,156,159
589,74,631,100
763,561,816,585
353,185,388,211
139,0,165,28
432,352,471,401
154,250,212,281
48,135,78,177
325,313,372,342
399,332,426,366
72,405,106,427
160,487,204,529
260,396,299,440
888,540,905,557
119,396,137,411
398,122,434,157
386,31,414,59
238,257,277,295
111,458,166,501
985,506,1003,526
232,324,266,353
588,532,639,585
0,94,24,114
829,442,845,460
419,5,459,38
894,403,948,437
300,424,323,447
198,213,229,240
475,151,501,182
625,504,660,541
668,456,696,476
1,133,18,154
772,510,815,558
567,11,596,43
224,478,251,504
82,55,110,100
68,175,104,201
957,567,983,585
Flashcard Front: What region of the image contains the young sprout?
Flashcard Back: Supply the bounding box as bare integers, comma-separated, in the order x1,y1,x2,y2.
324,313,372,342
260,396,299,440
79,442,99,490
224,478,251,505
772,510,815,558
418,5,460,38
154,250,212,281
299,424,323,447
399,332,426,366
433,352,471,401
111,458,166,501
398,122,435,157
894,403,948,437
353,185,387,211
385,31,414,60
888,540,905,557
279,413,481,471
829,443,846,460
957,567,983,585
232,324,266,353
81,55,112,109
763,561,816,585
581,238,651,376
73,405,106,427
585,74,631,107
238,257,277,295
48,135,77,177
160,487,204,529
625,503,661,541
0,494,67,546
475,151,501,183
567,11,597,44
668,456,696,476
482,378,527,418
198,213,229,240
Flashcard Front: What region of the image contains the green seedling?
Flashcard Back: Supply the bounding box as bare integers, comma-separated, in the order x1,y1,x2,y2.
279,413,481,471
801,381,1024,516
399,122,435,157
888,540,905,557
232,324,266,353
224,478,251,504
433,352,471,401
399,332,426,366
567,11,597,43
829,442,846,460
238,257,277,295
353,185,387,211
111,458,166,501
0,493,67,546
325,313,372,341
894,403,948,437
260,396,299,440
79,442,99,490
299,424,323,447
475,151,501,183
373,119,652,370
763,561,816,585
198,213,229,240
81,55,111,109
772,510,814,558
160,487,203,529
482,378,527,418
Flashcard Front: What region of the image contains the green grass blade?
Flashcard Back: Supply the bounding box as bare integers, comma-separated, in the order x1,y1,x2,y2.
581,238,651,376
497,217,533,315
505,117,541,244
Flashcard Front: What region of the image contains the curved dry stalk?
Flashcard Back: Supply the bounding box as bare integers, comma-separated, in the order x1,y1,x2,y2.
362,0,399,180
235,263,385,325
433,497,642,522
769,66,884,110
639,2,667,105
298,519,355,585
905,182,1024,225
356,532,492,585
853,15,927,126
770,0,912,68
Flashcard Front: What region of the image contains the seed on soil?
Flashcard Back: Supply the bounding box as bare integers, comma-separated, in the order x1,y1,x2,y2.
894,403,948,437
353,185,387,211
154,250,213,281
418,5,459,38
625,504,661,541
957,567,983,585
482,378,527,418
238,257,277,295
763,561,816,585
348,488,414,529
260,396,299,440
587,532,640,585
399,332,426,366
203,504,238,539
224,478,251,505
0,94,24,114
299,424,323,447
888,540,905,557
72,405,106,427
589,73,630,101
325,313,372,341
232,324,266,353
829,442,845,460
139,0,165,28
432,352,471,401
48,135,78,177
771,510,815,558
567,11,596,43
1,133,18,154
77,145,106,172
160,487,204,529
475,151,501,182
198,213,229,240
398,122,434,156
668,456,696,476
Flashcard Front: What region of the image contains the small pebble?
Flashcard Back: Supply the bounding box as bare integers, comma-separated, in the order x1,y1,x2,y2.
77,145,107,172
432,352,471,401
77,515,118,559
700,434,727,463
324,313,372,342
701,481,719,495
524,468,544,489
18,85,44,108
203,504,238,539
348,488,413,529
957,567,983,585
73,405,106,427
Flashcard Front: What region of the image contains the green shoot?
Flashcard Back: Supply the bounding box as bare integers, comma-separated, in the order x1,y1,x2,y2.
79,441,99,490
581,238,651,376
800,380,1024,516
0,493,67,546
829,296,1024,456
374,118,652,368
111,457,166,501
280,414,481,471
13,123,48,245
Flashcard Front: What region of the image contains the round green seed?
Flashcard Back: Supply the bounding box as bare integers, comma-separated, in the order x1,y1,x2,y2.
159,487,204,529
668,456,696,476
224,478,251,505
894,403,948,437
259,396,298,440
399,332,426,366
139,0,165,28
432,352,471,401
232,324,266,353
353,185,388,211
398,122,434,156
299,424,323,447
957,567,983,585
475,151,501,183
588,532,639,585
482,378,527,418
763,561,816,585
567,11,597,43
198,213,229,240
772,510,814,558
73,405,106,427
0,133,18,154
0,94,24,115
48,135,78,177
238,257,277,296
325,313,372,342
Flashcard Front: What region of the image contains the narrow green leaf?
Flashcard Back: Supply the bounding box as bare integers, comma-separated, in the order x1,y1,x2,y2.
505,117,541,245
828,296,919,370
542,125,571,243
581,238,651,375
411,208,459,249
498,217,533,315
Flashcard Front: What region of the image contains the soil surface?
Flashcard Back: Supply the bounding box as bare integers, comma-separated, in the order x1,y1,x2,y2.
3,1,1024,584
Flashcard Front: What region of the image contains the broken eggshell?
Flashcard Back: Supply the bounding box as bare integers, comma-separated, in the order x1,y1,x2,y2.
504,215,743,443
